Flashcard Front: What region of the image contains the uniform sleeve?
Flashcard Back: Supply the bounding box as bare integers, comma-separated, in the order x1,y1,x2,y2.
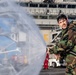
67,22,76,47
52,40,65,54
66,29,76,48
50,35,67,54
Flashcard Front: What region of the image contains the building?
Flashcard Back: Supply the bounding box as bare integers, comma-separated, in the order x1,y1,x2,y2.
16,0,76,47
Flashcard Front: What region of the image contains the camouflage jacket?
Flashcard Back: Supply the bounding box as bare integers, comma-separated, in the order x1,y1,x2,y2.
52,21,76,56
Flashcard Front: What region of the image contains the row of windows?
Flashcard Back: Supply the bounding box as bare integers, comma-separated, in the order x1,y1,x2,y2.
33,15,76,19
19,2,76,8
38,25,59,30
33,15,57,19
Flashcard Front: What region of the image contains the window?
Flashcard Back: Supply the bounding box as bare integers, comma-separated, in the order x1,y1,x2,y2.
49,4,56,8
33,15,38,19
67,5,76,8
20,2,26,7
58,4,66,8
30,3,38,7
40,15,47,19
39,4,47,7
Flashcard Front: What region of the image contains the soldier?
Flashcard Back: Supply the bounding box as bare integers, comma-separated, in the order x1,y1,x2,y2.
50,14,76,75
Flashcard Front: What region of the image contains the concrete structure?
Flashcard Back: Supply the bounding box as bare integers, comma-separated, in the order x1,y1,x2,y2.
16,0,76,47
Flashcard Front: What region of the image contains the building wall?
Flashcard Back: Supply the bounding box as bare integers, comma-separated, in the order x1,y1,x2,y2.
18,0,44,2
40,29,52,45
55,0,63,2
17,0,76,47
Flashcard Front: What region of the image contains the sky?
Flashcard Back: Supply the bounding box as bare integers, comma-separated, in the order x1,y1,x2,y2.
0,17,19,59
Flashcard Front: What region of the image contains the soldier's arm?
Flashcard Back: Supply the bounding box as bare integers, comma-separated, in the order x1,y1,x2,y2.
65,28,76,52
49,41,64,54
57,30,76,53
56,27,76,52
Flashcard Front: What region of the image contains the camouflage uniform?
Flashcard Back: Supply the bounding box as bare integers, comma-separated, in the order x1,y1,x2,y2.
51,21,76,75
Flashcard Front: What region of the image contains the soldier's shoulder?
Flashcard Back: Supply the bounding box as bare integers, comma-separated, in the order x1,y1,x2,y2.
69,20,76,31
70,20,76,25
72,20,76,25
